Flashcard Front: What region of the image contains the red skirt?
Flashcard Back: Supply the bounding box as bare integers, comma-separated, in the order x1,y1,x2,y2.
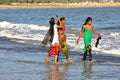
48,45,60,57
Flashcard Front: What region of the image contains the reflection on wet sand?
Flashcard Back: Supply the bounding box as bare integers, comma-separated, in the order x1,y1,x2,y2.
81,62,93,79
45,64,69,80
46,64,59,80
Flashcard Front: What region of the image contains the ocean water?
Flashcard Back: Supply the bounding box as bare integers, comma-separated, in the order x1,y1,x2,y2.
0,7,120,28
0,7,120,80
0,7,120,55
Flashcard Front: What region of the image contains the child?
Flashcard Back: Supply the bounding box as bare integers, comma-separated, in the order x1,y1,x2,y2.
76,17,102,63
45,23,60,64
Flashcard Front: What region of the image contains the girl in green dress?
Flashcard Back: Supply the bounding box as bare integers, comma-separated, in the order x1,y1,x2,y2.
76,17,102,62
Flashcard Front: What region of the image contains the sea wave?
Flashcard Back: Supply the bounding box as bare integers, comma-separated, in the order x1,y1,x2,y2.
98,26,120,30
0,21,120,56
0,21,49,41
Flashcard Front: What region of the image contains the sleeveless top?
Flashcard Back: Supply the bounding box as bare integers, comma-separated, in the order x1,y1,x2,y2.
62,26,66,31
58,26,66,31
51,24,59,45
82,26,93,53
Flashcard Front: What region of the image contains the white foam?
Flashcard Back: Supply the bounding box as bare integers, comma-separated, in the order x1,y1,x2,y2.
67,36,120,56
0,21,49,30
93,47,120,56
110,32,120,38
0,21,120,56
0,21,49,41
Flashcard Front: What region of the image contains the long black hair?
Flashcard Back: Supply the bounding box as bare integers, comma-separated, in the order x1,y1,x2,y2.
49,17,55,36
49,17,55,26
84,17,92,25
57,17,65,26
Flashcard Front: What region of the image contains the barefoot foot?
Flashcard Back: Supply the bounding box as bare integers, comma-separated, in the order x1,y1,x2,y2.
90,59,94,64
54,61,58,64
45,57,49,63
67,59,72,64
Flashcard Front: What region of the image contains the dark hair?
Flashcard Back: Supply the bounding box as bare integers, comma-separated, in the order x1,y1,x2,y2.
49,17,55,26
49,18,55,36
60,17,65,21
84,17,92,25
57,17,65,25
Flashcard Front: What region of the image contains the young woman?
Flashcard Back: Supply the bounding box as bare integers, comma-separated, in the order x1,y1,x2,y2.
45,23,60,64
57,16,72,63
76,17,102,63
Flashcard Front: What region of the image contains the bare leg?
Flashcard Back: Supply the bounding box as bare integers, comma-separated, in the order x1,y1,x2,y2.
45,56,49,63
54,55,58,64
66,59,72,64
46,46,55,63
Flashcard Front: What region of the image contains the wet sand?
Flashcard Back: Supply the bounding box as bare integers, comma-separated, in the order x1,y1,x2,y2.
0,37,120,80
0,3,120,8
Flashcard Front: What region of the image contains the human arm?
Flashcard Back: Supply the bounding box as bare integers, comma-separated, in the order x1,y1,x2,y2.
76,26,84,44
92,27,102,38
56,16,63,28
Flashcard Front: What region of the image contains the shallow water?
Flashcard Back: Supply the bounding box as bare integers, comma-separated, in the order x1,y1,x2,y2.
0,7,120,80
0,37,120,80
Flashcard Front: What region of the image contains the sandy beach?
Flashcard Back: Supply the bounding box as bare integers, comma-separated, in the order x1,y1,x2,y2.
0,3,120,8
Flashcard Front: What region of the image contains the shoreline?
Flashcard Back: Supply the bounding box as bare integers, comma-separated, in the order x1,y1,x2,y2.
0,3,120,8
